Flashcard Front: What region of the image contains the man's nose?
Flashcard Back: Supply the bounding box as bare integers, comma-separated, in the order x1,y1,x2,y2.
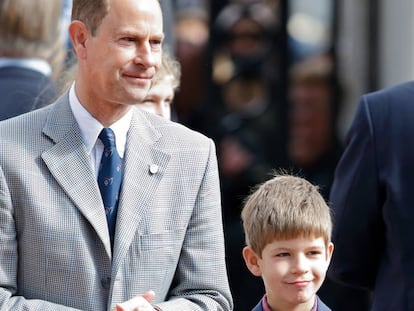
134,43,158,68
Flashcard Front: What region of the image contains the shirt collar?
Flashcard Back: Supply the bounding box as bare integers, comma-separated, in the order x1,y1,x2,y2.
262,295,272,311
69,83,132,157
0,57,52,76
262,294,318,311
311,296,318,311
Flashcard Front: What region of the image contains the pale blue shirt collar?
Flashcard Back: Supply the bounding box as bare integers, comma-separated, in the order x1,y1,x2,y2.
0,57,52,76
68,83,132,158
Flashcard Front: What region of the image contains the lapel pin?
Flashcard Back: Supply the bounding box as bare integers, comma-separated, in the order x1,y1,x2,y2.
149,164,159,175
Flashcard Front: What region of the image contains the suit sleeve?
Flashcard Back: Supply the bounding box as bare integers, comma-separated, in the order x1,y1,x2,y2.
328,95,385,290
0,166,80,310
156,139,233,311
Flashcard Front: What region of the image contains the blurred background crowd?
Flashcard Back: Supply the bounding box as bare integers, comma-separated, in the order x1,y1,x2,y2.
1,0,412,310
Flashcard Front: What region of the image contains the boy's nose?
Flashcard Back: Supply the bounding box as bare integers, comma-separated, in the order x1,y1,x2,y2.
291,254,310,274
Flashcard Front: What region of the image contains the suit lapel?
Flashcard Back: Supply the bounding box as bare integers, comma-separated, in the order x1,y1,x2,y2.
112,111,171,274
40,102,172,264
41,95,112,257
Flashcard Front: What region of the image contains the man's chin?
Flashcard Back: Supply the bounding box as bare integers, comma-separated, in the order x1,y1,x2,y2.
122,90,149,105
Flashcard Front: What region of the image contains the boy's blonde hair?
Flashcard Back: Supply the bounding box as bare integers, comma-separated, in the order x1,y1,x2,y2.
151,48,181,90
241,174,332,257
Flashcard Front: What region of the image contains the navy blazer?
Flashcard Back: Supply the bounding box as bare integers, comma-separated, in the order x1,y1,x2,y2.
329,81,414,310
0,66,57,120
251,296,331,311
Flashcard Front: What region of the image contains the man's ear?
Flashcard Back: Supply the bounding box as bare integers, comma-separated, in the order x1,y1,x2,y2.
242,246,262,277
68,20,90,59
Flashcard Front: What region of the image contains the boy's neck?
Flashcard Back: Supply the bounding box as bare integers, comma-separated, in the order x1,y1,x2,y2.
265,294,317,311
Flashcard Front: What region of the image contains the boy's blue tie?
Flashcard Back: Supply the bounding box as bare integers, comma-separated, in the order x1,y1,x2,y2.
98,128,123,246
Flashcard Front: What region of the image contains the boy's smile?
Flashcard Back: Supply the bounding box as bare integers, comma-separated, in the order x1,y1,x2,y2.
246,236,333,311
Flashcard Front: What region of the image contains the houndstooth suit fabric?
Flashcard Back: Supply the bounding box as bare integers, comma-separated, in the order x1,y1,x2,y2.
0,91,233,311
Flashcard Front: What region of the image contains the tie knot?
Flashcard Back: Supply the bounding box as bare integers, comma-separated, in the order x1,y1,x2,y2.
99,128,116,149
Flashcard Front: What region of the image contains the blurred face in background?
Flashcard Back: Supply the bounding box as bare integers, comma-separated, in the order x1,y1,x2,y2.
229,18,266,58
288,80,332,167
139,75,175,120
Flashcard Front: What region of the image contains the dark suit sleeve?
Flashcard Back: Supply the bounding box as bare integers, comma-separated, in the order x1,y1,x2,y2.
328,95,385,290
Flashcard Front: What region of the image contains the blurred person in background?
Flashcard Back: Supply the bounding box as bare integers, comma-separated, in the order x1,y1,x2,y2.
286,54,342,199
173,0,210,126
0,0,66,121
213,69,278,311
211,1,281,89
192,2,287,309
139,48,182,121
286,54,372,310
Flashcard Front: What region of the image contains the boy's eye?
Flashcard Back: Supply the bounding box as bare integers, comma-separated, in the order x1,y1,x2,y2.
276,252,290,257
307,250,322,256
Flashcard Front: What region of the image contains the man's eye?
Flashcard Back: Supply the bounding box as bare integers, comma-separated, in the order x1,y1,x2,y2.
150,40,162,48
143,99,155,105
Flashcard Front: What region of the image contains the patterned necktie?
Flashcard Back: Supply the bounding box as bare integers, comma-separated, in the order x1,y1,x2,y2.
98,128,123,246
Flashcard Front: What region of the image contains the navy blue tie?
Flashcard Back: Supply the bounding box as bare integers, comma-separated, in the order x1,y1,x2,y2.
98,128,123,246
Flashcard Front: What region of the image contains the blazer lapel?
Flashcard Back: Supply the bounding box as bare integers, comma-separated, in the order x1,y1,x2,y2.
41,95,112,257
112,111,171,274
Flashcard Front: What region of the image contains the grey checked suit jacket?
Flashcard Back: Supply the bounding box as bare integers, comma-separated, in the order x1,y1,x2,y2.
0,92,233,310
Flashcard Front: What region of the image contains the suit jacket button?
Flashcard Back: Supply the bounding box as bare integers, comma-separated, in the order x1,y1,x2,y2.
101,277,111,289
149,164,159,174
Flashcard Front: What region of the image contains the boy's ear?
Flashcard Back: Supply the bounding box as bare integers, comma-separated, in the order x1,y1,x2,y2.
326,242,334,264
242,246,262,277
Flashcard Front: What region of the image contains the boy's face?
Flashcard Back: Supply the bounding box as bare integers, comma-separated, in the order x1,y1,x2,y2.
139,76,174,120
243,236,333,310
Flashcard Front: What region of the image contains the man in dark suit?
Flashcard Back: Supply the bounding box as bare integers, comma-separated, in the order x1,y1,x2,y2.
0,65,58,120
328,81,414,310
0,0,65,120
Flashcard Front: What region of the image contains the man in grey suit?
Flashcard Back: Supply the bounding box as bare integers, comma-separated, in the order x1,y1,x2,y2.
0,0,233,310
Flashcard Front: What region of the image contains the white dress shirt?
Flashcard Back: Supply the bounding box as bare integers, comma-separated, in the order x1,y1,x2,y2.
68,83,132,177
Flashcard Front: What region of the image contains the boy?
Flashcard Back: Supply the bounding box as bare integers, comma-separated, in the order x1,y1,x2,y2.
241,174,334,311
139,48,181,120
